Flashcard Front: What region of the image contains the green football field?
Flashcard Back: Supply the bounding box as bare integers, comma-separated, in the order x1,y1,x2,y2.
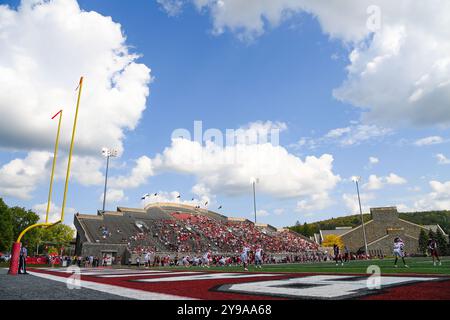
149,256,450,275
2,256,450,276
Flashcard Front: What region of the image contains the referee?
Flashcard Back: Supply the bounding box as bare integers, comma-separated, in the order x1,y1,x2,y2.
18,243,28,275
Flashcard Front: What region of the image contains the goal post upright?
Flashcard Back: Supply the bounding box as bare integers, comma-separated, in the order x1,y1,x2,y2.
8,77,84,275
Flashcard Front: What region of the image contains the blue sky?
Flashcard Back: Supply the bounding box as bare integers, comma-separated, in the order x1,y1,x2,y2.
1,0,450,228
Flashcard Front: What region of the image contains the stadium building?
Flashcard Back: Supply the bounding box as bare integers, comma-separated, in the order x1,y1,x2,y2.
74,202,320,264
315,207,448,256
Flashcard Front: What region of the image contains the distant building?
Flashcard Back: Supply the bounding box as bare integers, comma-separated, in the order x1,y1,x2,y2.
315,207,447,256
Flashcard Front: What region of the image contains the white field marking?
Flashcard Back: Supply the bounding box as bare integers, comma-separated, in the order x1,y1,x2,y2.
224,275,438,299
28,271,194,300
97,271,201,278
136,273,279,283
38,268,169,276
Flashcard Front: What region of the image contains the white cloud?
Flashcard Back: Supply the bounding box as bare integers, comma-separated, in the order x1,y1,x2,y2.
255,209,269,217
99,188,127,204
296,192,333,212
331,3,450,126
296,123,392,149
62,156,105,187
274,208,284,216
142,190,212,209
385,173,407,185
414,136,444,146
436,153,450,165
0,151,52,199
395,203,415,212
0,0,153,202
413,180,450,211
192,0,304,40
168,1,450,126
191,183,214,205
32,201,76,224
0,0,152,155
342,192,375,214
363,173,407,190
330,124,392,146
365,174,383,190
152,132,341,203
109,156,154,189
369,156,379,165
325,127,351,139
233,121,287,145
142,191,182,205
157,0,185,16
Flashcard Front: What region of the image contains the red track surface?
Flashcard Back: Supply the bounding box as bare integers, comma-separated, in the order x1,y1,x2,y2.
29,268,450,300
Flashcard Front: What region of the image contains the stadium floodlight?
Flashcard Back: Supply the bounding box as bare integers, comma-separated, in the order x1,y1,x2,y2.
101,147,119,212
352,176,369,258
251,177,259,224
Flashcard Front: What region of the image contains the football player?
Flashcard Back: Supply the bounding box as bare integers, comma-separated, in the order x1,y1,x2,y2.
202,250,211,268
241,244,251,271
393,237,409,268
333,244,344,266
218,256,227,266
428,238,442,266
255,246,263,268
182,256,190,267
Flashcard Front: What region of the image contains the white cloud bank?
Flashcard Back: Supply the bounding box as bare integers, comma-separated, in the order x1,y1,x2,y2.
436,154,450,165
413,180,450,211
153,136,341,203
0,0,152,155
414,136,445,147
342,192,375,214
363,173,407,190
161,1,450,127
0,151,52,199
0,0,153,203
32,201,76,224
294,123,392,149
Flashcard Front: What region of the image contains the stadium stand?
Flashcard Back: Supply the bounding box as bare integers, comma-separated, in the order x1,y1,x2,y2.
74,203,321,264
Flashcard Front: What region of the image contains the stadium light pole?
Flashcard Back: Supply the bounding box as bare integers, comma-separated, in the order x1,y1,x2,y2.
101,148,118,212
352,176,369,258
251,178,259,224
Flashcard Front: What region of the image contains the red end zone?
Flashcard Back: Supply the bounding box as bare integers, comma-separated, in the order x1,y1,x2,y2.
28,268,450,300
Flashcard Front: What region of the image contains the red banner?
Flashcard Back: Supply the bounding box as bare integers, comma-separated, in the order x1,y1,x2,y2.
26,256,61,265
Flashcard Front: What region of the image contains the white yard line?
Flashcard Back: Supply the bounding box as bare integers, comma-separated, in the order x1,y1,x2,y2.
28,271,195,300
98,271,200,278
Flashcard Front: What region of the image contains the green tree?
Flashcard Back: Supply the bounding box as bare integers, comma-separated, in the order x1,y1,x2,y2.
41,224,74,246
0,198,14,252
9,206,40,250
435,228,449,256
0,199,75,255
418,229,429,255
302,222,313,237
428,229,437,243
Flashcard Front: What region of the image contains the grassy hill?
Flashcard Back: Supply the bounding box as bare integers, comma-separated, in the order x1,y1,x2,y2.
289,210,450,237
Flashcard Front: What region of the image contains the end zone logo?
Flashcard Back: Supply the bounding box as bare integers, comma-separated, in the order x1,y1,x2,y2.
216,275,439,300
29,268,450,300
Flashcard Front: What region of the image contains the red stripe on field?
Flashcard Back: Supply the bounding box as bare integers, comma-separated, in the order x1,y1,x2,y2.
361,279,450,300
29,268,450,300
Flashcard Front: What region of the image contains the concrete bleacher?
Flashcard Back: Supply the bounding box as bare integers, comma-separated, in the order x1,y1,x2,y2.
75,203,320,260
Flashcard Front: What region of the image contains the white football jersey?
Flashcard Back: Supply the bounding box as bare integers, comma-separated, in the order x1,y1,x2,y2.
255,248,263,258
393,241,404,252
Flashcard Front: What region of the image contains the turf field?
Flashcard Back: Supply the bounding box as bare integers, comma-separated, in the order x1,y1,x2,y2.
126,256,450,275
2,257,449,300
